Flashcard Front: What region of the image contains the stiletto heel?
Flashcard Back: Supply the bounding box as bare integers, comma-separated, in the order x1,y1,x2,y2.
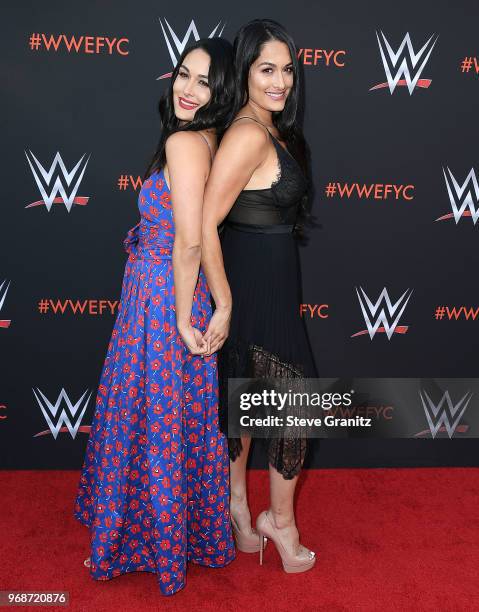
231,513,267,553
256,509,316,574
259,534,265,565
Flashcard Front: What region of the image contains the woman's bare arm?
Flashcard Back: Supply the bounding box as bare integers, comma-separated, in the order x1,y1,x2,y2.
166,131,210,354
201,122,269,353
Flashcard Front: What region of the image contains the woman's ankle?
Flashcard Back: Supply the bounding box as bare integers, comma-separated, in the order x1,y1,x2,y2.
230,490,249,510
268,509,296,531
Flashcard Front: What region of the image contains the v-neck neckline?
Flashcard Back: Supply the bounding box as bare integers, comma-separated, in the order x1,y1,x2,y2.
267,131,304,177
267,130,296,163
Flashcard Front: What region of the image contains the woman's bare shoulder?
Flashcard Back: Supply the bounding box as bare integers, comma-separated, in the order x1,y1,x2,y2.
220,117,269,154
165,130,211,165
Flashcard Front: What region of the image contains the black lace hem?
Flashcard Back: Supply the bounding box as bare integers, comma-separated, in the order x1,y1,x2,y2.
218,339,309,480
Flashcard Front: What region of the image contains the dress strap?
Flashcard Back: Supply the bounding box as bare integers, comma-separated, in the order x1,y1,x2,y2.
196,131,213,161
231,116,293,159
234,117,301,174
231,116,275,140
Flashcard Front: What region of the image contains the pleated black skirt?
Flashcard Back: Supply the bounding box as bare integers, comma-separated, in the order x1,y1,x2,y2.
217,224,318,479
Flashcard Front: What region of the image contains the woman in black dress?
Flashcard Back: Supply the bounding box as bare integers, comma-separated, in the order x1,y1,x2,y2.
200,19,317,572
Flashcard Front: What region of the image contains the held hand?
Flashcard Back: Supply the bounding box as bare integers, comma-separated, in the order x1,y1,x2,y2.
178,324,210,355
203,307,231,355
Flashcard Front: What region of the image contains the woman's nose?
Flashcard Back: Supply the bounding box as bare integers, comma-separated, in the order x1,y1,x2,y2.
183,79,194,97
273,70,285,89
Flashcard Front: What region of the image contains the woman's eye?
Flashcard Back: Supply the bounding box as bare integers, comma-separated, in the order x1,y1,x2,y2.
179,71,188,78
199,80,209,87
285,67,294,73
262,68,272,74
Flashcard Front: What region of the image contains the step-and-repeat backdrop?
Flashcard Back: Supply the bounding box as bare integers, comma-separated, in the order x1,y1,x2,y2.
2,1,478,469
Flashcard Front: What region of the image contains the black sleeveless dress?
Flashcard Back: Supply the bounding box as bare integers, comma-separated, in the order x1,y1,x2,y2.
217,116,319,480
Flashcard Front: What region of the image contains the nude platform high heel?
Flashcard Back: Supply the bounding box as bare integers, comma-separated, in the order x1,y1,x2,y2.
256,510,316,573
231,513,268,553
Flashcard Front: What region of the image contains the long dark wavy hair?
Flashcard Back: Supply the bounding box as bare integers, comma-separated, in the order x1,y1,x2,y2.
229,19,316,243
143,37,235,181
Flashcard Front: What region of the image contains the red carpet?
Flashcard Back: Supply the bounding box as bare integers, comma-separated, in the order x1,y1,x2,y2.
1,468,477,611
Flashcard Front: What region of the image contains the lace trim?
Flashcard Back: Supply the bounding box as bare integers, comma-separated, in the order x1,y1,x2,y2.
249,343,304,377
270,153,282,191
219,340,308,479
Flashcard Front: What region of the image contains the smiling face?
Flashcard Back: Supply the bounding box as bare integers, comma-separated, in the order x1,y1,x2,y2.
247,39,294,112
172,48,211,121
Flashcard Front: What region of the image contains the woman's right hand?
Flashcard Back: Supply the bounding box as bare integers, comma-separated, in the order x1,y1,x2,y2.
203,306,231,355
178,324,210,355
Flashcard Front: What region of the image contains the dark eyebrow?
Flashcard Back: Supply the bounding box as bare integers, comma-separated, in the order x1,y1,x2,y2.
179,64,209,79
258,61,293,68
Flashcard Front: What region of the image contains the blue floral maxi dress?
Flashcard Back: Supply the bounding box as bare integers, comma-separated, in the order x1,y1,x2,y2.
73,169,235,596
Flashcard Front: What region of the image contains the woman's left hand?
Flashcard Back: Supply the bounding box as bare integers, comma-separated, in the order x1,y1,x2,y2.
178,323,210,355
203,306,231,355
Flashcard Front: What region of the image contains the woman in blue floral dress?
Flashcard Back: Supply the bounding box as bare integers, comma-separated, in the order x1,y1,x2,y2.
73,38,236,596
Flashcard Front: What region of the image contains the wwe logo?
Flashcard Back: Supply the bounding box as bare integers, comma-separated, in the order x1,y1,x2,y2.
435,167,479,225
0,279,11,328
33,387,92,439
25,150,90,212
419,389,472,438
370,31,438,94
157,18,226,78
352,286,413,339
